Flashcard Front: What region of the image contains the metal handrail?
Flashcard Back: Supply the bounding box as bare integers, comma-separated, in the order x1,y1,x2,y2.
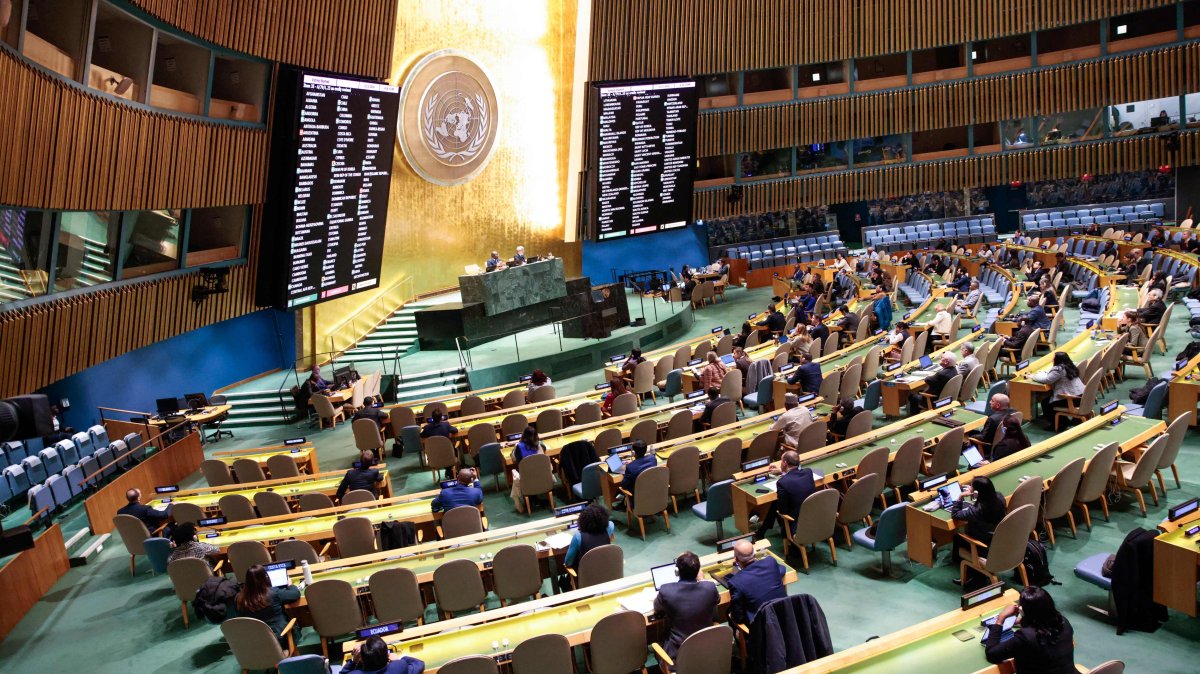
324,275,416,356
76,418,190,488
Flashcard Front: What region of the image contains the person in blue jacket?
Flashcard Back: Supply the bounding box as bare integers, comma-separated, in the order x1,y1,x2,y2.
342,636,425,674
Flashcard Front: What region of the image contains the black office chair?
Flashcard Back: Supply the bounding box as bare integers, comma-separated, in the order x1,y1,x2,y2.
206,394,234,443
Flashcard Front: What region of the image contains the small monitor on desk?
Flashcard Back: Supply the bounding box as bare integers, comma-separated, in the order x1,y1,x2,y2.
741,457,770,472
962,582,1005,610
1101,400,1120,415
1017,359,1029,371
554,502,588,518
716,533,754,553
1168,498,1199,522
155,398,180,415
686,390,707,400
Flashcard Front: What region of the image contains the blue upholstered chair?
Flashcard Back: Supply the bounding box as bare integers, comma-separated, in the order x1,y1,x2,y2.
476,442,507,492
573,461,603,502
851,502,908,576
691,479,734,540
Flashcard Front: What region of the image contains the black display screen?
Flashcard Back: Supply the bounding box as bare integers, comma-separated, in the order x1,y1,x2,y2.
592,79,698,240
276,72,399,309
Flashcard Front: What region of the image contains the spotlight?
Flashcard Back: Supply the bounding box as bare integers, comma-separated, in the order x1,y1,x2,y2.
192,268,230,303
727,185,744,204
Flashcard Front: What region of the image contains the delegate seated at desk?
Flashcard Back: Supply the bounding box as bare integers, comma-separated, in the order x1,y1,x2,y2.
306,365,331,394
725,539,787,625
653,551,720,661
431,468,484,512
485,251,507,273
118,488,171,532
335,451,385,501
512,245,526,265
786,353,823,394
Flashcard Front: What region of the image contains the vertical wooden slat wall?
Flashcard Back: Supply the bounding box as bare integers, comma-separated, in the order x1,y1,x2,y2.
0,49,267,211
126,0,397,80
697,43,1197,158
588,0,1177,81
0,207,264,398
693,131,1198,221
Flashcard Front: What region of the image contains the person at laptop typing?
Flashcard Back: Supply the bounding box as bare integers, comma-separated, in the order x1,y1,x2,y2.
342,636,425,674
615,440,656,511
949,476,1007,583
431,468,483,512
983,587,1076,674
335,450,385,503
786,353,823,395
232,564,302,645
653,551,720,662
305,365,331,395
990,417,1031,461
967,393,1016,459
726,540,787,626
770,394,813,448
907,353,957,415
754,451,815,541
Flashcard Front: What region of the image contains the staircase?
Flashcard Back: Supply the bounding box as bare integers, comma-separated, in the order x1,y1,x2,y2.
0,256,31,303
73,238,113,287
339,301,438,366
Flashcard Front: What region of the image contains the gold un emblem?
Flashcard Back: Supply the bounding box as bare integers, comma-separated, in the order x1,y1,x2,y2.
397,50,500,186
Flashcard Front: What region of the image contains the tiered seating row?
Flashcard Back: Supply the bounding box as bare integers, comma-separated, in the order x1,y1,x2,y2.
724,232,848,270
1020,201,1165,236
863,216,996,253
0,426,144,516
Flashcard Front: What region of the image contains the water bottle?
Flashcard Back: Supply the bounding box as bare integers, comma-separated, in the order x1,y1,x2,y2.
301,560,313,585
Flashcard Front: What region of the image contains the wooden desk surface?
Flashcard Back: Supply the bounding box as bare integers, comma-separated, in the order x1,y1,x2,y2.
450,390,607,437
1167,351,1200,427
392,382,528,416
1100,285,1141,330
905,409,1162,566
348,541,796,672
147,469,391,509
730,405,985,534
783,590,1018,673
1007,330,1112,420
215,445,318,475
1153,507,1200,616
149,404,232,426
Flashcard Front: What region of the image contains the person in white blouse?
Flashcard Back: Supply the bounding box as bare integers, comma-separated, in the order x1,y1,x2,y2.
1031,352,1085,429
832,252,850,272
929,304,954,341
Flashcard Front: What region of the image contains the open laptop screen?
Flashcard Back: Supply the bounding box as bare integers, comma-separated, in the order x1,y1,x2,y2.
651,563,679,590
918,355,933,369
265,560,295,588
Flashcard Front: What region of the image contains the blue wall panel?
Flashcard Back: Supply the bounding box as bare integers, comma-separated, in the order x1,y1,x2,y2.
581,226,710,286
41,309,295,429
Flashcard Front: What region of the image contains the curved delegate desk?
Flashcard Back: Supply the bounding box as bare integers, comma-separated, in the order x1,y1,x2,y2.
1007,330,1113,421
905,408,1162,566
146,469,392,512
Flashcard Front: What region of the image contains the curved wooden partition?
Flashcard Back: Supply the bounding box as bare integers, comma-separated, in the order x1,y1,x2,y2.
0,48,267,212
694,131,1200,220
127,0,397,79
588,0,1178,81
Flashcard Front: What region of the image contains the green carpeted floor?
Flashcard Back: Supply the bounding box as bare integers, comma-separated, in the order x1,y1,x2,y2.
2,284,1198,673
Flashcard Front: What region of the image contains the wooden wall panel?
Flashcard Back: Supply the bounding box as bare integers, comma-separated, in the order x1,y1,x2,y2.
0,48,266,211
0,206,263,398
589,0,1178,81
126,0,397,80
0,524,70,641
84,431,205,535
694,131,1198,220
698,43,1197,157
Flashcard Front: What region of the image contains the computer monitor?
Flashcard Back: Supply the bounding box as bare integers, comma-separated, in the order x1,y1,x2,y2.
961,582,1005,610
265,560,295,588
651,562,679,590
608,443,632,456
919,473,949,491
1151,115,1168,128
155,397,180,415
184,392,208,409
154,485,179,494
1017,360,1029,371
741,457,770,473
918,355,933,369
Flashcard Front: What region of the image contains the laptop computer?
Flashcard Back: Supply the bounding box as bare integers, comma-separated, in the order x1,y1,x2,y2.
936,482,963,509
720,353,736,366
265,560,295,588
651,562,679,590
916,354,935,372
962,446,986,469
981,614,1018,643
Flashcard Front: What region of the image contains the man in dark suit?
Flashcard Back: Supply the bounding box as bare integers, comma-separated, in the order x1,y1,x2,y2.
1138,289,1166,325
1003,316,1038,354
786,353,823,394
336,450,386,502
696,387,732,431
431,468,484,512
725,539,787,625
837,305,860,347
117,488,171,533
419,411,457,439
754,451,816,541
807,313,830,347
908,353,958,415
757,304,786,334
653,551,720,660
968,393,1017,458
619,440,657,506
1021,297,1051,331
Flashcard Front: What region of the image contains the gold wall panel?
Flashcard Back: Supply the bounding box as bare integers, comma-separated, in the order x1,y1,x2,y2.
698,43,1197,157
588,0,1178,80
126,0,398,80
0,48,267,211
304,0,583,359
693,131,1198,219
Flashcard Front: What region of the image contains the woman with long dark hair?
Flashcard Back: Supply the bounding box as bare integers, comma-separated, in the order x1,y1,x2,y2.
1031,352,1084,429
990,416,1032,461
233,564,301,642
950,476,1007,580
601,377,629,415
512,425,544,464
984,586,1075,673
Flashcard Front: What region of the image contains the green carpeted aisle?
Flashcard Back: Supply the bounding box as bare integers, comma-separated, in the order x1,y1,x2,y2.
1,284,1197,673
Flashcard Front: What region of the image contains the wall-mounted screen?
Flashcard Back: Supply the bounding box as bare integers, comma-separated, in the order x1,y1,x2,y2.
259,69,399,309
591,78,698,240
